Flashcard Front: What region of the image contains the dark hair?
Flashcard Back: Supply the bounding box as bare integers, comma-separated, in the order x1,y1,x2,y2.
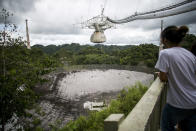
191,41,196,56
161,25,189,44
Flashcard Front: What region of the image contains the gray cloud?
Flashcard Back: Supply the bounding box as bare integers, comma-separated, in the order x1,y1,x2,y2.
0,0,196,45
0,0,38,23
30,23,81,35
164,11,196,26
0,0,38,12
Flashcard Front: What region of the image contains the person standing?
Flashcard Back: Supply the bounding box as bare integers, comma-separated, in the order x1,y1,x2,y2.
155,25,196,131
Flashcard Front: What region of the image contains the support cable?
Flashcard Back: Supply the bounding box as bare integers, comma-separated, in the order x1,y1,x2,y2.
136,0,194,16
107,0,196,24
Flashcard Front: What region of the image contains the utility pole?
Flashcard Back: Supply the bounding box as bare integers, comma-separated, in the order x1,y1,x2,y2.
159,20,164,52
25,19,31,49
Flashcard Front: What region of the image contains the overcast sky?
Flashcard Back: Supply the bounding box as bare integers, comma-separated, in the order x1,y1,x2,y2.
0,0,196,46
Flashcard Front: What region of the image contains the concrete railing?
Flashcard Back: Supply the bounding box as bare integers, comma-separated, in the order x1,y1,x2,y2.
104,78,167,131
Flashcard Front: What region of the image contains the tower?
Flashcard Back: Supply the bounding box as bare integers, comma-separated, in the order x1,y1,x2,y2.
159,20,164,52
25,19,31,49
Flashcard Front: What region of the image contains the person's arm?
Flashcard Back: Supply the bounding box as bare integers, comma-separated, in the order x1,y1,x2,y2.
159,71,168,82
155,51,169,82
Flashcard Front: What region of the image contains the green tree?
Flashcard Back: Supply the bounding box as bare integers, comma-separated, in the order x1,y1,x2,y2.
0,9,60,130
181,34,196,50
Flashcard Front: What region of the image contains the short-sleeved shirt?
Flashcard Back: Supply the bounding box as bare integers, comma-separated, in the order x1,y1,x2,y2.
155,47,196,109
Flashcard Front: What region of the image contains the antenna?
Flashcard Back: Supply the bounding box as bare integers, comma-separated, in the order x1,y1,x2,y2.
101,6,105,16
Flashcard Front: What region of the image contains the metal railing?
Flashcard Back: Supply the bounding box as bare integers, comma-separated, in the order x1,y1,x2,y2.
104,78,167,131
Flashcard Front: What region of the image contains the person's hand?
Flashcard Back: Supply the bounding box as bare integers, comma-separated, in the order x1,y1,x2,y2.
159,72,168,82
154,72,160,78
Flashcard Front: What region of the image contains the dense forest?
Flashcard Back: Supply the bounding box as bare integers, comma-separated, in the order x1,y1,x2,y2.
32,33,196,68
32,43,158,67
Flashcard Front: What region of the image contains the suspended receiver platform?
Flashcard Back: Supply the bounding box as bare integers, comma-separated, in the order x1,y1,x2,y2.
81,8,115,43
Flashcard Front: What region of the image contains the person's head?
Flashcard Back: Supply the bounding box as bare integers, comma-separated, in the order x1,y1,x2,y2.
161,25,189,48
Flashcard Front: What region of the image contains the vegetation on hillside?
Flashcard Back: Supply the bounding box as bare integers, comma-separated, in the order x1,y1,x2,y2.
0,9,61,131
57,83,148,131
33,34,196,68
33,43,159,67
181,34,196,50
